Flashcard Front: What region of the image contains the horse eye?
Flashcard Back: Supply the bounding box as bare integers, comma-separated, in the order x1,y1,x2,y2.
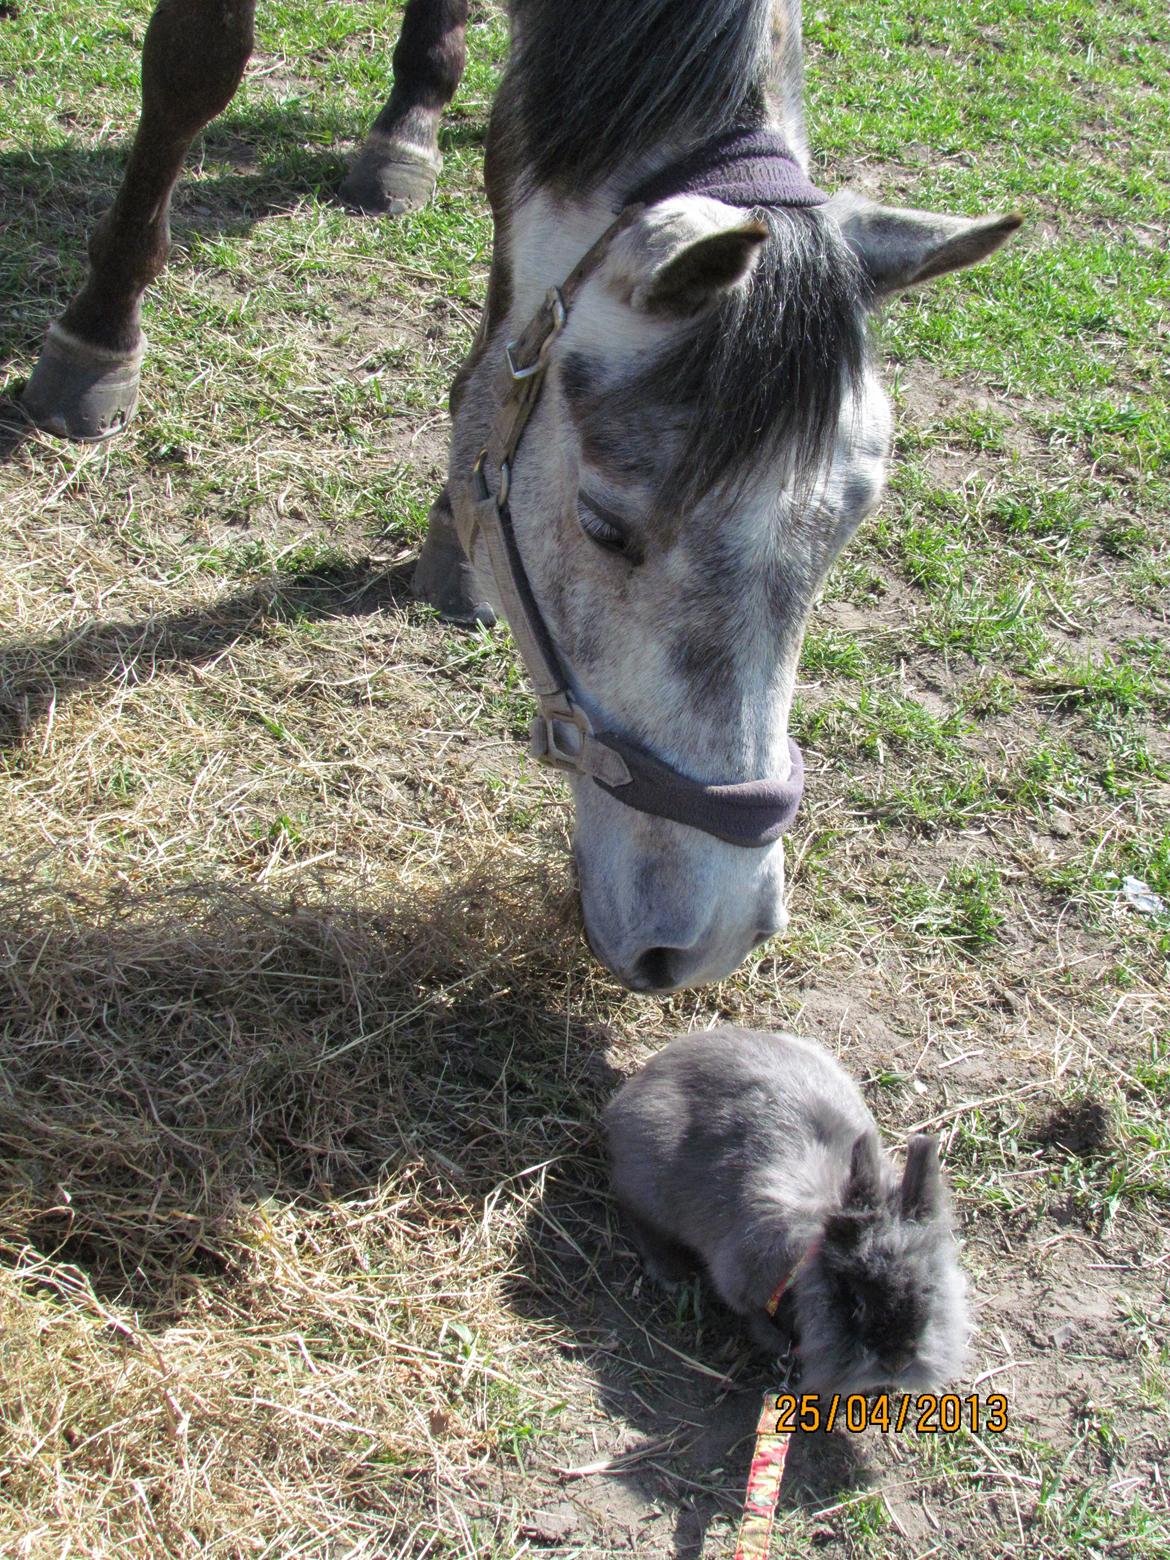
577,495,630,556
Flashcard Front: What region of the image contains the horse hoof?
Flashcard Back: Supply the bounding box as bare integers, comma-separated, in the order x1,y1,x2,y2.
21,323,144,442
413,531,497,627
339,134,441,216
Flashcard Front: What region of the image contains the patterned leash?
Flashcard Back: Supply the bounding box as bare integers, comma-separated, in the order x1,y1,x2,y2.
733,1239,821,1560
733,1394,793,1560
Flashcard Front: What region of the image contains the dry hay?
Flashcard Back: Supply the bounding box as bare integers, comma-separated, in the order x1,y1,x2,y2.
0,866,637,1555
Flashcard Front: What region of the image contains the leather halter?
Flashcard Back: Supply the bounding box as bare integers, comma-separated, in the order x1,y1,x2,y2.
449,181,813,849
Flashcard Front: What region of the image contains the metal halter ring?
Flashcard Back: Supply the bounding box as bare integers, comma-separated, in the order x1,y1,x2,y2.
504,340,544,382
471,449,512,510
470,447,490,500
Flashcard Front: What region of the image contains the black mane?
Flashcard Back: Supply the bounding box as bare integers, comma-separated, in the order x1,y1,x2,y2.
512,0,773,190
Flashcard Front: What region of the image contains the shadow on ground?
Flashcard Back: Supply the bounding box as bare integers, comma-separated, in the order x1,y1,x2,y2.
500,1166,872,1559
0,393,34,464
0,557,418,748
0,865,868,1559
0,866,597,1297
0,97,487,362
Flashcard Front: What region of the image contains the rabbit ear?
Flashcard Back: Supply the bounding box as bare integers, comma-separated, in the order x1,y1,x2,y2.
844,1131,884,1210
901,1134,943,1221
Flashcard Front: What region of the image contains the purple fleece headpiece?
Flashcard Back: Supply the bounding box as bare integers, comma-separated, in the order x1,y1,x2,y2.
627,127,829,211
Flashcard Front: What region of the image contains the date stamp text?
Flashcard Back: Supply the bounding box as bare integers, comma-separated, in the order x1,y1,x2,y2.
768,1392,1008,1435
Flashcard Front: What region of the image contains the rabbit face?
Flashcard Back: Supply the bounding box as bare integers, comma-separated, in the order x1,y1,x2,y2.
788,1134,969,1395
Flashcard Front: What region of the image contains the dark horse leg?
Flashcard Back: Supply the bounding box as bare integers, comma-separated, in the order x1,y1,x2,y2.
22,0,257,440
340,0,469,215
22,0,469,440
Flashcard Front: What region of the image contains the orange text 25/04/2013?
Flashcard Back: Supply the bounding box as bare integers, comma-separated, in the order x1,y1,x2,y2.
768,1393,1009,1435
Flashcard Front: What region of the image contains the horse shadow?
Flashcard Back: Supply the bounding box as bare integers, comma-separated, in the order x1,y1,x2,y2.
0,556,415,750
0,868,598,1312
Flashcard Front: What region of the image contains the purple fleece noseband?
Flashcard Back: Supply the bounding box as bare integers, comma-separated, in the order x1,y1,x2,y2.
594,736,805,848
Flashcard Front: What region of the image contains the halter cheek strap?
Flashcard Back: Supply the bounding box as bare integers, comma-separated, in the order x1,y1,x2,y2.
449,140,825,848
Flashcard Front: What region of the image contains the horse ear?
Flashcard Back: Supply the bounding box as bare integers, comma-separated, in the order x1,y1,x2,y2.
611,198,768,317
901,1134,943,1221
827,192,1022,297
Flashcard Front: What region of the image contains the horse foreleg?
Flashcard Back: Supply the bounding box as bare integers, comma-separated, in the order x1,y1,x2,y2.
340,0,468,216
22,0,256,440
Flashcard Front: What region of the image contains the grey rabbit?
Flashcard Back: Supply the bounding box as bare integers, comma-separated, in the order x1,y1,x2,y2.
603,1026,969,1394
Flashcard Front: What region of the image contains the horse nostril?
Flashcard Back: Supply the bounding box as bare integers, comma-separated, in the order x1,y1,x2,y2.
631,947,679,991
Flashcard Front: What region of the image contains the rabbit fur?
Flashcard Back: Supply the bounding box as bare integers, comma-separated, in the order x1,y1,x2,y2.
604,1026,969,1394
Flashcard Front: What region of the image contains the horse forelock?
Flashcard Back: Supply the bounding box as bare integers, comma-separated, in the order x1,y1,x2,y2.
561,206,869,523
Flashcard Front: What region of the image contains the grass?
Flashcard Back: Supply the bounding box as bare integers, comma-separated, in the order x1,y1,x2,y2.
1,0,1168,1556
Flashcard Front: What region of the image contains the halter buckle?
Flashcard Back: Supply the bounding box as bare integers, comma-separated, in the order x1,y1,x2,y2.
504,288,567,381
470,448,510,510
504,341,542,382
529,697,591,774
